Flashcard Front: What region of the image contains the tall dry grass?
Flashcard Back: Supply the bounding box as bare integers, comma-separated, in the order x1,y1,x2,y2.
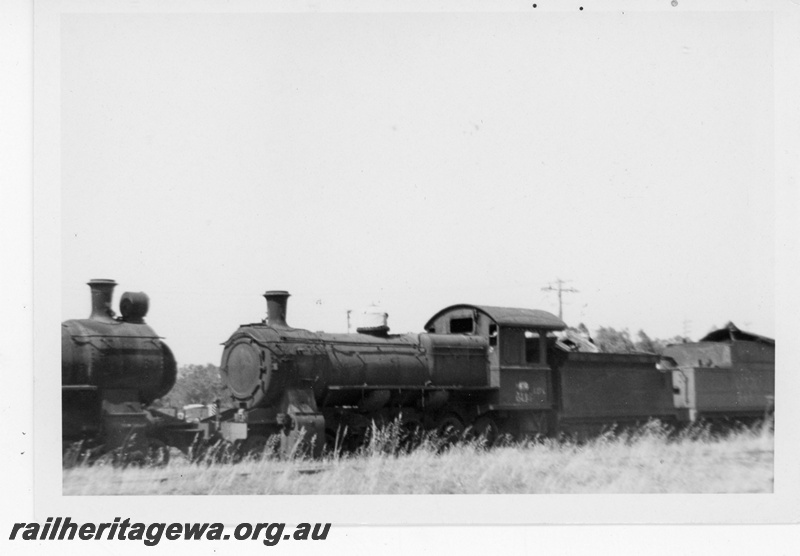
63,420,773,495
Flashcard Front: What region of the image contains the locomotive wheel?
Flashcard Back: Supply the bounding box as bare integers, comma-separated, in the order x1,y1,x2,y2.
399,418,425,453
472,416,500,448
434,414,465,446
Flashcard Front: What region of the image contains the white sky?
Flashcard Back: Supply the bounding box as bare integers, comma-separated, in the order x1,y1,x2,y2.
60,9,775,365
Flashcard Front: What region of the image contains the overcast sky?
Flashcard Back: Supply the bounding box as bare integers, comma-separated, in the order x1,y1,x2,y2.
59,9,775,365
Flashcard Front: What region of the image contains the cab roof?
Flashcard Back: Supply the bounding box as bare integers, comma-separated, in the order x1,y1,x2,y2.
424,304,566,331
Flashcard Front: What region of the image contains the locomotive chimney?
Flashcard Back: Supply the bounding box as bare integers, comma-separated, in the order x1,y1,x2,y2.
88,279,117,322
263,290,290,328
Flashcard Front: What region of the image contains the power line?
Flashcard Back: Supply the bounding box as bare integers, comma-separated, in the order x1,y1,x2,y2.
682,319,692,339
541,278,578,321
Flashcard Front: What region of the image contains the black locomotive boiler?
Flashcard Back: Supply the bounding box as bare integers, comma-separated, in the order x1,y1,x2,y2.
217,291,685,456
62,279,179,463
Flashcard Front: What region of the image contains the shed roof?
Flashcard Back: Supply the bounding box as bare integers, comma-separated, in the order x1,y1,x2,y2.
699,322,775,345
424,304,566,331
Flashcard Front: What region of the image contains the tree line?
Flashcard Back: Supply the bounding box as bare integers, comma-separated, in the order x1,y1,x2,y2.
153,363,232,410
589,325,688,355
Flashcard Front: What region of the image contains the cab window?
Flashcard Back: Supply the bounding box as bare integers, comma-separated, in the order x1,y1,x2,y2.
525,330,548,365
500,328,525,365
450,317,473,334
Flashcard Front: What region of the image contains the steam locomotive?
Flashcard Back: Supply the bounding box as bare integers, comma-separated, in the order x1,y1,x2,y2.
61,280,195,464
213,291,775,457
61,282,775,463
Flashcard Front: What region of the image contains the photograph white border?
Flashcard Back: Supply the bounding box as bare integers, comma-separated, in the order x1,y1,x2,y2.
32,0,800,526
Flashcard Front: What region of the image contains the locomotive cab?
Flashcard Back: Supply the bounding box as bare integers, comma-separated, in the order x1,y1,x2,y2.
423,304,566,436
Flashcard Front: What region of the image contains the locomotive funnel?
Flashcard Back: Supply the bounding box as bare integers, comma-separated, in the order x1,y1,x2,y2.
87,279,117,323
264,290,290,328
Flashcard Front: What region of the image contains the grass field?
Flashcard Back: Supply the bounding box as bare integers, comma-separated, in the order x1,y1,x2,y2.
62,422,773,495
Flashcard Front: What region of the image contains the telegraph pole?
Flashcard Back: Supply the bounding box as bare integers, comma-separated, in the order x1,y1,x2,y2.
542,279,578,321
